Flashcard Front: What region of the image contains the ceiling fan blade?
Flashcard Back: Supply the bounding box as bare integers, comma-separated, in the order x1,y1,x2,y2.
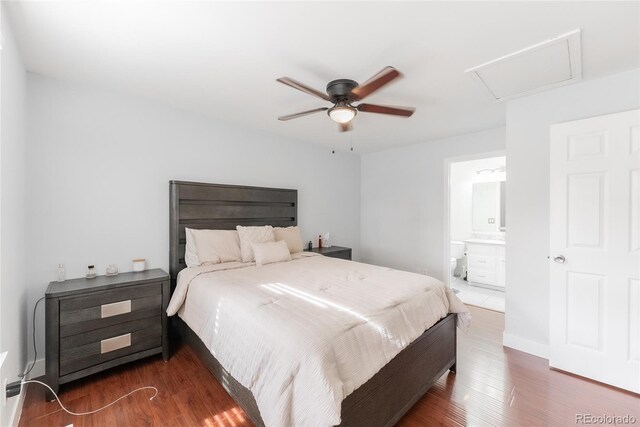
276,77,331,101
350,67,402,100
278,107,328,121
339,122,353,132
357,103,415,117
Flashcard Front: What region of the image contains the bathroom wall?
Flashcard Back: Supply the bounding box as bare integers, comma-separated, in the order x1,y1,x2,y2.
450,156,506,242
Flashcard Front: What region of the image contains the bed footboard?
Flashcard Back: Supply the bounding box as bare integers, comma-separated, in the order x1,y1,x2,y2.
340,313,457,427
172,313,457,427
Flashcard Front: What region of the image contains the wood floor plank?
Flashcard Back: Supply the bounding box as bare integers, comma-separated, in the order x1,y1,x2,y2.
19,306,640,426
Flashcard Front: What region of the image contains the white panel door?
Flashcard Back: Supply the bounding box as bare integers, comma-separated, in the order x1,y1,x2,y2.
550,109,640,393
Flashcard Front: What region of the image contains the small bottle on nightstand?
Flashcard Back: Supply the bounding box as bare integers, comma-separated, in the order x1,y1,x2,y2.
56,264,65,282
86,265,97,279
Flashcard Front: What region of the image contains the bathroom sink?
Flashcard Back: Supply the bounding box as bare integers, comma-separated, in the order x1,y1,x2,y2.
464,238,505,245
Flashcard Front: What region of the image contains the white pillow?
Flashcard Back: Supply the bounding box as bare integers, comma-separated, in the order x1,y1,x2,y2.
236,225,275,262
184,228,201,267
273,226,304,254
194,229,241,264
252,241,292,267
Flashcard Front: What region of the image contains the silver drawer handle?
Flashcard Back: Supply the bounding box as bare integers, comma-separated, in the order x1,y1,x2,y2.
101,300,131,318
101,333,131,354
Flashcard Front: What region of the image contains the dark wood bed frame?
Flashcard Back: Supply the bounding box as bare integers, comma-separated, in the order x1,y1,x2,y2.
169,181,457,427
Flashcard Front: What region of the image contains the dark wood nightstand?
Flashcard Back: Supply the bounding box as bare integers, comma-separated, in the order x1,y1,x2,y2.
45,269,170,397
304,245,352,260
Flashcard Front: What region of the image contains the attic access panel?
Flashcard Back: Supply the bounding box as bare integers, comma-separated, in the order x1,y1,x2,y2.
466,29,582,102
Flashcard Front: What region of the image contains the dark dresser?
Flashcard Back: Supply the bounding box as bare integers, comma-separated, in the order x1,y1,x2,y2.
304,245,352,260
45,269,170,396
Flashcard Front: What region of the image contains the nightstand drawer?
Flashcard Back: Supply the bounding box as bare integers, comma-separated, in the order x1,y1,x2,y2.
59,293,162,337
59,323,162,376
60,282,160,311
326,250,351,260
60,315,159,349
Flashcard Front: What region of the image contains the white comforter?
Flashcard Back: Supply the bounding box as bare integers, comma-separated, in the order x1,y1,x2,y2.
167,253,470,427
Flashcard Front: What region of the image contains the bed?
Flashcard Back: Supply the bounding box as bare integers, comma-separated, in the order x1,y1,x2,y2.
168,181,465,427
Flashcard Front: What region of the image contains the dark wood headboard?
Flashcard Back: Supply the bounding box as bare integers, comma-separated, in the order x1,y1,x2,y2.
169,181,297,290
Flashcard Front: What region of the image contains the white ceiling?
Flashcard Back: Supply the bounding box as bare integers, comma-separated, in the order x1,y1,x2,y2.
5,1,640,153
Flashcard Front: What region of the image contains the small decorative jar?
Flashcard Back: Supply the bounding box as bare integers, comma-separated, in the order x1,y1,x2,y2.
132,258,146,272
105,264,119,276
86,265,97,279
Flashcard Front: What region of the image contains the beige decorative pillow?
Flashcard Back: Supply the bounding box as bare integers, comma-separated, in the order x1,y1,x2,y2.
184,228,201,267
236,225,275,262
273,226,304,254
194,229,242,264
252,241,292,267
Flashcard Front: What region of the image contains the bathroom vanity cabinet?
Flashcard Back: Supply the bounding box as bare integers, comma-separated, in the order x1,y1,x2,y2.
465,240,505,289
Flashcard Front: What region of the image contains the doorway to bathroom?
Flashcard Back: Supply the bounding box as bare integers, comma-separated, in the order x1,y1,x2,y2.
444,152,506,313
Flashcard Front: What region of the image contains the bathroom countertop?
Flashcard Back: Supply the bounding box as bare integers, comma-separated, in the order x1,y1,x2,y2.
464,238,505,245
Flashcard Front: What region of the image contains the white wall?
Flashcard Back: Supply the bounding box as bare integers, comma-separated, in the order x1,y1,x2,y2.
504,68,640,358
0,6,28,426
25,73,361,365
360,127,505,279
450,156,506,242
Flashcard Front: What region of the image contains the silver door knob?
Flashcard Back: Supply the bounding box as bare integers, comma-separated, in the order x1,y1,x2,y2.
553,255,566,263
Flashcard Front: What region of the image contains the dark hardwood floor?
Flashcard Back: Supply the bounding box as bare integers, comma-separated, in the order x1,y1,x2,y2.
19,306,639,426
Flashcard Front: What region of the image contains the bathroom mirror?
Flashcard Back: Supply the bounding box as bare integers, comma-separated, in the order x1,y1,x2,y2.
472,181,505,232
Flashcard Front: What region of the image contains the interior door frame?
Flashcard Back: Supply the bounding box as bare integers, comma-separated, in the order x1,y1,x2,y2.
442,150,506,289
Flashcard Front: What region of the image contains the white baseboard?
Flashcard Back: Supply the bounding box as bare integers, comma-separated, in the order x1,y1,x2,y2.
9,387,26,427
7,357,45,427
503,332,549,360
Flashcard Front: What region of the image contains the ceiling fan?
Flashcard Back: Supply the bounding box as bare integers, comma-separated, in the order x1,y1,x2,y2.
276,66,415,132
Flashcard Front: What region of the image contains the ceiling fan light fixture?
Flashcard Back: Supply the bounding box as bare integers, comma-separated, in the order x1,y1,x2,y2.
328,104,356,124
277,67,414,131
